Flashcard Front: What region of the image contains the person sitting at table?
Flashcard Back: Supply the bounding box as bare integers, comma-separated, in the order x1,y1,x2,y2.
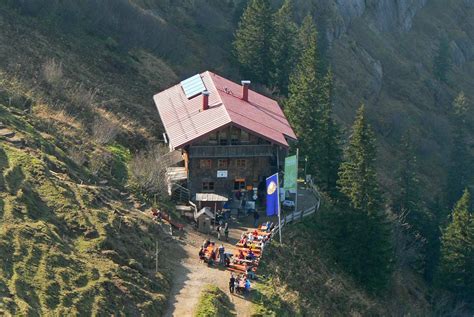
198,247,206,262
203,239,211,248
208,249,216,266
253,229,259,236
247,232,254,243
245,278,251,293
238,250,245,260
224,254,231,267
246,250,256,261
243,241,249,249
246,266,256,280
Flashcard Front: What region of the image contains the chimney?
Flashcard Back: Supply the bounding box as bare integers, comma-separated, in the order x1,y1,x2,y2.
202,90,210,111
241,80,251,101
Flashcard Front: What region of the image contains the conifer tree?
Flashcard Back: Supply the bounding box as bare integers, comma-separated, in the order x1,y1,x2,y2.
319,69,342,196
434,38,451,83
269,0,297,95
337,105,393,291
439,189,474,300
297,15,317,60
394,134,435,275
394,134,423,221
338,105,381,214
284,16,319,176
285,18,342,195
233,0,273,84
447,92,473,206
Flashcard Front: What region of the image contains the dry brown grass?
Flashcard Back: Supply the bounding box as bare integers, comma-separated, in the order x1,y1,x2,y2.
91,116,120,145
41,58,63,87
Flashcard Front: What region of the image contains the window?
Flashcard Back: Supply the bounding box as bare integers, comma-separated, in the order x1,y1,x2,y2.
236,159,247,168
202,182,215,191
217,159,228,169
241,130,249,142
200,159,212,169
231,127,240,145
234,179,246,190
209,133,217,144
219,130,228,145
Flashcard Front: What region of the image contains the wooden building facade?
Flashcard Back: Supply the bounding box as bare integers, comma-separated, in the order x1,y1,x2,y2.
153,71,297,202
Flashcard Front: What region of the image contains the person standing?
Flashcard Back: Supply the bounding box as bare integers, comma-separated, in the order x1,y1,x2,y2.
216,225,221,240
224,223,229,242
253,210,259,228
229,274,236,294
218,244,225,265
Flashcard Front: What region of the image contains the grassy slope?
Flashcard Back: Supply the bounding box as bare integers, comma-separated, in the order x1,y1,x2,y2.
0,5,187,314
0,103,178,315
253,214,432,316
195,285,235,317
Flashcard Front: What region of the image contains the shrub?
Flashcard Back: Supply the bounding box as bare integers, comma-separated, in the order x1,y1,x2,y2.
69,83,97,111
128,144,169,198
41,58,63,88
92,116,120,145
195,285,233,317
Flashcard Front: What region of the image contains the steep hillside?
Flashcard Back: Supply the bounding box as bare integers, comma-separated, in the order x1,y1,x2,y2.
253,214,435,316
2,1,473,204
1,0,473,315
0,100,181,314
304,0,474,198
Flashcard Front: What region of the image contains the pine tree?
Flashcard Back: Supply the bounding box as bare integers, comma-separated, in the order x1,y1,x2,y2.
433,38,451,83
394,134,424,222
447,92,473,206
284,16,320,181
269,0,297,95
439,189,474,300
338,105,381,214
233,0,273,84
394,134,436,275
297,15,317,60
319,69,342,197
285,18,342,196
337,105,393,291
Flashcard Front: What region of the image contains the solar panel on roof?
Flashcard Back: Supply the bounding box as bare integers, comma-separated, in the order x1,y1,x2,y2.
181,74,206,99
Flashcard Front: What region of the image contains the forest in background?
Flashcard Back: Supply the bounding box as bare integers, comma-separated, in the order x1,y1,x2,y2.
0,0,473,314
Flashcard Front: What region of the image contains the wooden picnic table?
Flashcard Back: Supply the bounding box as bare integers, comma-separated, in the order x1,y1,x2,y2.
238,247,261,254
236,242,262,249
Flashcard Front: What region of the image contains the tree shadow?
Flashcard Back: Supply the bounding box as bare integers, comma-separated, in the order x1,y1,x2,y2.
0,198,4,220
0,146,8,170
5,165,24,195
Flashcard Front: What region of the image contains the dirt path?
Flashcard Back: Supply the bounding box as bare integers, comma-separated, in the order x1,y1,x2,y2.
164,186,318,316
164,222,254,317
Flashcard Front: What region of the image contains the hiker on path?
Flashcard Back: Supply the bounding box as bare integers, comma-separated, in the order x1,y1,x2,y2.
224,223,229,242
229,274,236,294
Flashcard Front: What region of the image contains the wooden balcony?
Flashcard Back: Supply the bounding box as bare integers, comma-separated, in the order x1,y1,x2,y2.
188,145,274,158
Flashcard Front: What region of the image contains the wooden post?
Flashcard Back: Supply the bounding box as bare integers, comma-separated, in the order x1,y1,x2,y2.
155,240,159,273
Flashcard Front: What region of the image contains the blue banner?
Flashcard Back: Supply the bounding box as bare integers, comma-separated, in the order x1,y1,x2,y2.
266,173,279,216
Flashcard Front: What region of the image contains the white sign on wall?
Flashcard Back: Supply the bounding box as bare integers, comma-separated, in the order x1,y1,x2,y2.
217,170,228,178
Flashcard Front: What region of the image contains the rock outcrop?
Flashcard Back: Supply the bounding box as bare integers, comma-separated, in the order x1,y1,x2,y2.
324,0,429,42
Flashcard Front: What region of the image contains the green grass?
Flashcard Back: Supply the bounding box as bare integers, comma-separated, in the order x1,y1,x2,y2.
195,285,234,317
0,101,174,315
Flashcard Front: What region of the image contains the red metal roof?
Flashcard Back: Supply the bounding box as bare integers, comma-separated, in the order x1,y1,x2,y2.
153,71,297,149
